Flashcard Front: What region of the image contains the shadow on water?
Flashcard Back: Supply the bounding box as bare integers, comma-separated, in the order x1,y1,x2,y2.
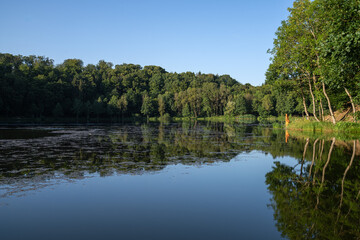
0,122,359,239
0,128,61,139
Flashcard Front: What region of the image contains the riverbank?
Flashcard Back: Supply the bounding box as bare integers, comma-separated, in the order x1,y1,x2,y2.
287,118,360,132
0,114,258,126
280,118,360,141
169,114,257,123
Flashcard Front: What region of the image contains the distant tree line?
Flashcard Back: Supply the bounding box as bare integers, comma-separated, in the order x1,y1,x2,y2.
0,53,309,121
266,0,360,123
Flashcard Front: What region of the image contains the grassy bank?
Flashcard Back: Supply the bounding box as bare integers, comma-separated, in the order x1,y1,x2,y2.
155,114,257,123
1,114,258,125
148,114,258,123
287,119,360,133
282,118,360,141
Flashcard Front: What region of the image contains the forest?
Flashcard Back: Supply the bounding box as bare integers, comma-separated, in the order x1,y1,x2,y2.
0,52,304,121
0,0,359,122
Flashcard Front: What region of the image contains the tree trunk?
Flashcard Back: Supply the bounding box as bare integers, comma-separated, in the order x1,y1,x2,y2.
301,88,310,120
322,82,336,124
308,78,320,122
319,99,324,121
192,103,197,118
344,87,356,122
312,74,325,121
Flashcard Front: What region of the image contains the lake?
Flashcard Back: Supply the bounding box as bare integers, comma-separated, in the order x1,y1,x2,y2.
0,122,359,240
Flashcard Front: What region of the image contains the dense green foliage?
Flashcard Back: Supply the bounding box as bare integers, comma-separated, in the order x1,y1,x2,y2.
0,53,310,121
267,0,360,123
0,53,255,120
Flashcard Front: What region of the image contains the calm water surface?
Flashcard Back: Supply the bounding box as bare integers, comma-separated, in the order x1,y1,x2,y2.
0,122,359,240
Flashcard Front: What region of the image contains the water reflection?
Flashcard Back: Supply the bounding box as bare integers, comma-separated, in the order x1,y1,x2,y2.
0,122,359,239
266,137,360,239
0,123,261,197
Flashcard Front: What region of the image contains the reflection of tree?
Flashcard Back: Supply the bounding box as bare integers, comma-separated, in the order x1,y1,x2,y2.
337,140,356,227
308,138,319,179
0,123,252,196
1,120,360,232
266,138,360,240
300,138,309,177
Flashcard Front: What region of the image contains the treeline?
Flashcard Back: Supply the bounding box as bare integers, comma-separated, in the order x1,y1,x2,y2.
0,53,308,121
266,0,360,123
0,53,239,119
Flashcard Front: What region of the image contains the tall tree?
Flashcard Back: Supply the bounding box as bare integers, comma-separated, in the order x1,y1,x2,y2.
141,94,154,120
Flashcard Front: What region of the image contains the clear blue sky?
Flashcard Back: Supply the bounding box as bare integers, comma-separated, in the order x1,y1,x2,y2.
0,0,293,86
